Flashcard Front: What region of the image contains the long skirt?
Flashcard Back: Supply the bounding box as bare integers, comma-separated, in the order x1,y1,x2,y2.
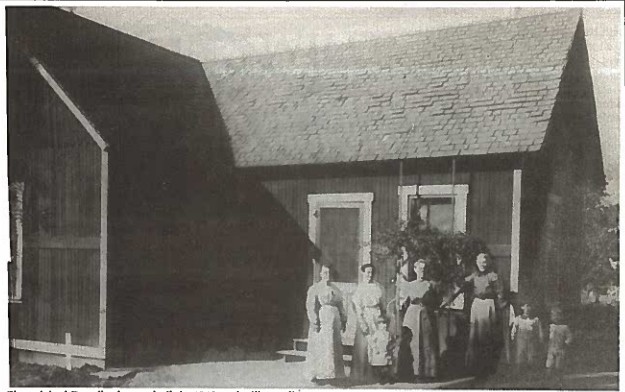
397,304,438,379
351,308,392,383
305,305,345,380
466,298,499,375
437,309,469,376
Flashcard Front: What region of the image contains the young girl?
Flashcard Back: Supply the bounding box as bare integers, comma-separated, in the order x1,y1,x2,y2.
511,302,543,370
546,307,573,377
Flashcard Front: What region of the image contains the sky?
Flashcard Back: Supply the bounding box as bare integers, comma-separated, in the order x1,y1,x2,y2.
70,4,622,200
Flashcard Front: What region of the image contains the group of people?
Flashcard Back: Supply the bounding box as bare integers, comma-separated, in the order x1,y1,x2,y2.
305,252,576,385
304,251,525,386
304,262,394,385
510,301,573,377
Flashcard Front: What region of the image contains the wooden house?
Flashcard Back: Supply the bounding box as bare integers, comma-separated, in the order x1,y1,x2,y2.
202,9,605,349
6,8,605,369
7,7,310,369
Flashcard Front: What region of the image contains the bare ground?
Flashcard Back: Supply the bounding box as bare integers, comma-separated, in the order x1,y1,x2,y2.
10,305,618,389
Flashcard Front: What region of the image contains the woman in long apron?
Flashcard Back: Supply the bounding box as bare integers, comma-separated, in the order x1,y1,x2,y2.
396,259,440,382
464,252,506,377
305,264,347,384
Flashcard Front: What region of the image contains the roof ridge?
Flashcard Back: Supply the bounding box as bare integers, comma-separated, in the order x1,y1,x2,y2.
202,8,581,66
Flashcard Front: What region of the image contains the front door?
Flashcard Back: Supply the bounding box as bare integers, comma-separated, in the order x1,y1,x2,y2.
308,193,373,345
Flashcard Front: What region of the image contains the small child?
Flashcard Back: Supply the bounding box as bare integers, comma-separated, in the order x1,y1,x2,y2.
511,302,544,370
546,307,573,377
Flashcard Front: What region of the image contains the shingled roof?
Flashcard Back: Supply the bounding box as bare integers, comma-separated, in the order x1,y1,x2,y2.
203,10,583,167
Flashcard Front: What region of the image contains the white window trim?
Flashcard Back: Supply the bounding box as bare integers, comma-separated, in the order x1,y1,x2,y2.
398,184,469,233
307,192,374,267
9,182,25,303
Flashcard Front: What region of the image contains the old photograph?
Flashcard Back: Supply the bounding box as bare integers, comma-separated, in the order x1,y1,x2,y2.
2,2,621,390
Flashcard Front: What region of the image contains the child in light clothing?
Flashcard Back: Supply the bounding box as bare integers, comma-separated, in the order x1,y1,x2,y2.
511,303,544,369
546,307,573,376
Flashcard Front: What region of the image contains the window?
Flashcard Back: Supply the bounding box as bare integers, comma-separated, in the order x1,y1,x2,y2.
409,196,455,232
9,182,24,302
399,184,469,233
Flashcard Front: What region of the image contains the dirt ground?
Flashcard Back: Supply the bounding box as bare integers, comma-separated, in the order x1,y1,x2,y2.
119,360,480,389
11,356,617,389
119,360,617,389
10,305,619,389
9,362,137,387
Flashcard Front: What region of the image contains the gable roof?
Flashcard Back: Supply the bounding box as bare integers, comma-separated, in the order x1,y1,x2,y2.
7,7,227,153
8,7,238,217
203,10,583,168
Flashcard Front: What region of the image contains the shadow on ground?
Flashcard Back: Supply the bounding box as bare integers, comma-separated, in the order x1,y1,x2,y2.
9,363,138,388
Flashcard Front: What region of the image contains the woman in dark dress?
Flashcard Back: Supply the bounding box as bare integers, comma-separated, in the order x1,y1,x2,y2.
462,252,506,377
396,259,440,382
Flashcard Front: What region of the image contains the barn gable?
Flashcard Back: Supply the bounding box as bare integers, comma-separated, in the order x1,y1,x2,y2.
7,7,236,219
7,7,314,367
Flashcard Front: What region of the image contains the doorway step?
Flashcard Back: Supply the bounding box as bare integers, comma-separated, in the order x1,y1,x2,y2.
276,338,353,365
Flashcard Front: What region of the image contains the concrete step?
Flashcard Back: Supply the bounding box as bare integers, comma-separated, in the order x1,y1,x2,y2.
293,338,307,351
292,338,353,355
276,349,352,364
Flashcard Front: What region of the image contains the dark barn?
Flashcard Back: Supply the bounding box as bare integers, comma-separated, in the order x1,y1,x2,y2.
6,8,605,370
7,7,309,368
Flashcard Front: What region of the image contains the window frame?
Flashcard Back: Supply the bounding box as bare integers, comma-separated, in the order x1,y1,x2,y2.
398,184,469,233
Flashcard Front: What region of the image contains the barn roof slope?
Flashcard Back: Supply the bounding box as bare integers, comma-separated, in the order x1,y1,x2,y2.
7,7,227,154
203,10,583,167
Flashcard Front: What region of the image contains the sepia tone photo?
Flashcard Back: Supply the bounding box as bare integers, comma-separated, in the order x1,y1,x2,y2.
2,3,621,390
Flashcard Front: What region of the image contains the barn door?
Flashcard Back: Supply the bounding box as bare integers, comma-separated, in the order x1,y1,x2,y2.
308,193,373,345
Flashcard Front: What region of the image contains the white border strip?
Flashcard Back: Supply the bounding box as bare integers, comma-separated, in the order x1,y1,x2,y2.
29,57,107,150
510,169,522,293
58,2,622,9
10,339,105,359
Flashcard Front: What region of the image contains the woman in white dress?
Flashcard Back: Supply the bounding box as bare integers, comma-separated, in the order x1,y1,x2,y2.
350,264,393,384
305,264,347,384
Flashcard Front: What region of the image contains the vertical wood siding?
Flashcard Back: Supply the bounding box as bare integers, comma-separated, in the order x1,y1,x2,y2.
521,25,602,308
259,162,514,316
21,76,101,238
263,174,400,296
9,62,102,348
12,248,100,347
468,171,514,285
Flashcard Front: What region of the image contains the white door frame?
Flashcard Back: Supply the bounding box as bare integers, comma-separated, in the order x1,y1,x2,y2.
307,192,373,345
307,192,374,282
